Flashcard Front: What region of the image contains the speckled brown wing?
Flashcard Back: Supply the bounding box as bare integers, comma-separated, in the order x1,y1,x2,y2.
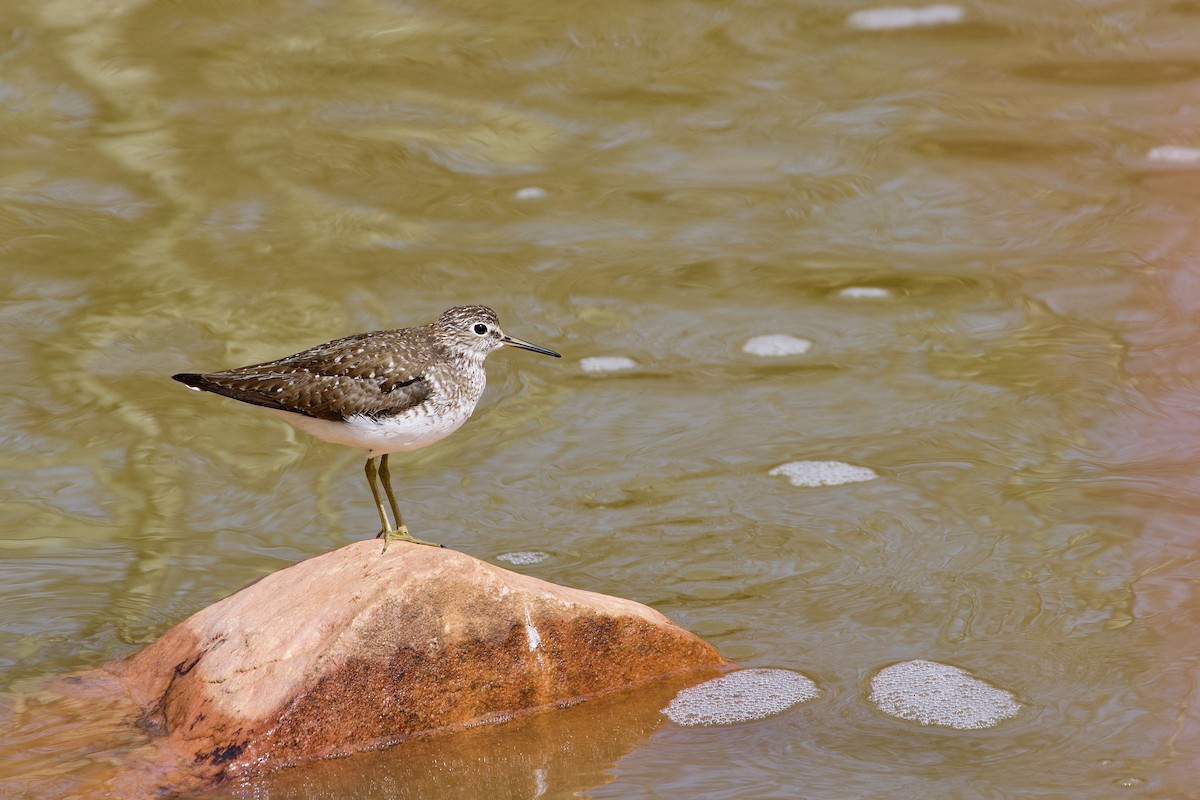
173,328,435,421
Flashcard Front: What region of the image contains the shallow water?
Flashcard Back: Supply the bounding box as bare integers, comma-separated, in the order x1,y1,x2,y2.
3,0,1200,796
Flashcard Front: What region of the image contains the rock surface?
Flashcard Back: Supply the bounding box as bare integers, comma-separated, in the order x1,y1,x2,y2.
106,540,730,789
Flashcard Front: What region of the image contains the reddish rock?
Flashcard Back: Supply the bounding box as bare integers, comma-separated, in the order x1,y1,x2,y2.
104,540,730,789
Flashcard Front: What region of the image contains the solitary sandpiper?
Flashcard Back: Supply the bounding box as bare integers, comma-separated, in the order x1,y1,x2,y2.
173,305,560,550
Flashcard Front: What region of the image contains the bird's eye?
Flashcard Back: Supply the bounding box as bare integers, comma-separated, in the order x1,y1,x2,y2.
473,323,489,335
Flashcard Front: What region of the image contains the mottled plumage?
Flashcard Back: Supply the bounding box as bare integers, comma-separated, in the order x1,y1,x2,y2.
173,305,560,550
174,329,434,423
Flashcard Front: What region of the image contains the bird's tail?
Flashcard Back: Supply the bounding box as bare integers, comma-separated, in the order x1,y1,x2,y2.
172,373,209,391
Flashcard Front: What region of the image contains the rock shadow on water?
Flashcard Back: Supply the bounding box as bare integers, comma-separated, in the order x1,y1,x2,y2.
202,678,697,800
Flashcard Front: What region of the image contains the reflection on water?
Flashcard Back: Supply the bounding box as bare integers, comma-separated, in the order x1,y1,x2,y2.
201,681,692,800
2,0,1199,796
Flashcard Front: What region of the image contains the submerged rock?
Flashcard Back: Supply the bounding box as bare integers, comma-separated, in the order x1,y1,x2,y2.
107,541,730,789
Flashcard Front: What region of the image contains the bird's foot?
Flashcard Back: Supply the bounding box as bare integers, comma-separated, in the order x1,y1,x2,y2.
377,526,444,553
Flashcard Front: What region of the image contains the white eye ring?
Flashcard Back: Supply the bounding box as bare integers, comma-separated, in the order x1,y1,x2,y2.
473,323,489,335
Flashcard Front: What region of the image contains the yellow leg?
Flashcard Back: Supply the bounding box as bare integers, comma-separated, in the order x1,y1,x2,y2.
370,454,442,552
365,457,392,536
379,454,407,534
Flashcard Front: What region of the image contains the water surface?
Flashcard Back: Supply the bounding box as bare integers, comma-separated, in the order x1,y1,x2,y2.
2,0,1199,796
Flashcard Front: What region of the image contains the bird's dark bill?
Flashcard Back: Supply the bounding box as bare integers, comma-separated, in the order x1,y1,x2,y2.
501,335,561,358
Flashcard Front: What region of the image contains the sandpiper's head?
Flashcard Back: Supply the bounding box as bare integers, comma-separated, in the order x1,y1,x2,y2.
434,305,561,361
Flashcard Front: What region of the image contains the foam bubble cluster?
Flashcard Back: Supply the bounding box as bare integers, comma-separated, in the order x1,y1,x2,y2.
580,356,637,373
496,551,550,566
742,334,812,357
1147,145,1200,164
838,286,892,299
869,660,1021,729
513,186,549,200
847,4,965,30
769,460,878,487
664,668,818,726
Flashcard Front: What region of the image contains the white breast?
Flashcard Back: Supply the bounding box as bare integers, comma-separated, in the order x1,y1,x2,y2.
265,405,474,458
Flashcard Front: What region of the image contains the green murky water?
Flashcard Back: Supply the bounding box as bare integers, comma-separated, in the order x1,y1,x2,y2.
2,0,1199,796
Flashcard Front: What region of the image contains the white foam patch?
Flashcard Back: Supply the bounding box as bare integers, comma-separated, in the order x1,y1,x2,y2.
514,186,548,200
769,460,878,487
742,334,812,357
1147,145,1200,164
847,4,965,30
581,356,637,373
838,286,892,299
663,668,819,726
496,551,550,566
869,660,1021,729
